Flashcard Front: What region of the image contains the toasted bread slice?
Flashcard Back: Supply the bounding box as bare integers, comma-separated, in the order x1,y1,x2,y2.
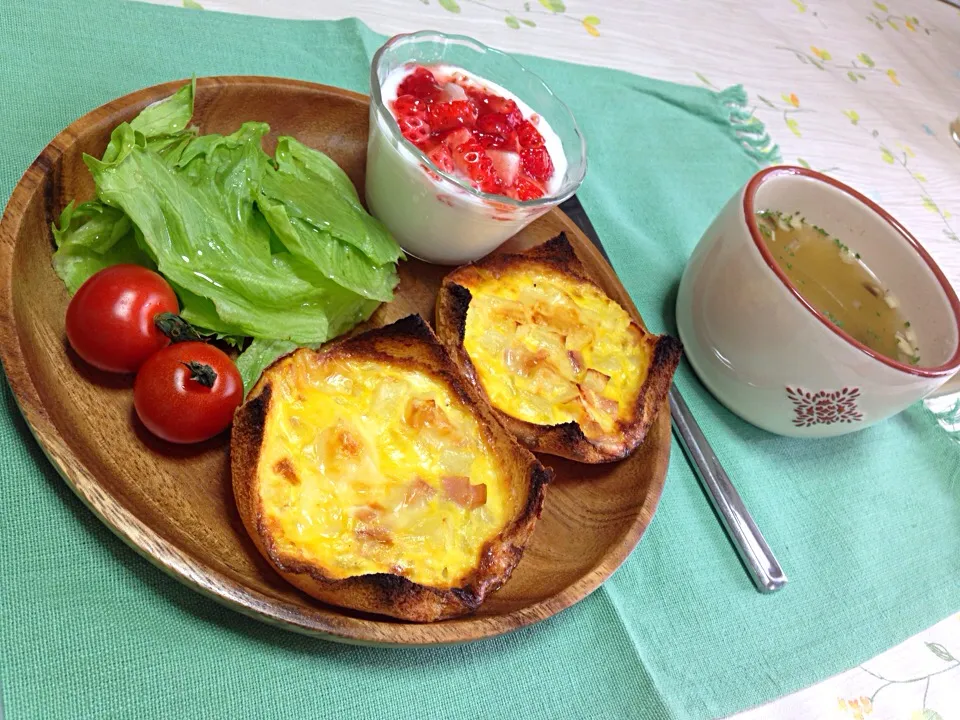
435,234,682,463
231,315,550,622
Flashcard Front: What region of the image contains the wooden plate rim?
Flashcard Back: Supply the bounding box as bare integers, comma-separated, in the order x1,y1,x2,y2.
0,75,670,646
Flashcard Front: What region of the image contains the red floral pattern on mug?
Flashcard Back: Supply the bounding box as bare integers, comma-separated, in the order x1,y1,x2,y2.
786,386,863,427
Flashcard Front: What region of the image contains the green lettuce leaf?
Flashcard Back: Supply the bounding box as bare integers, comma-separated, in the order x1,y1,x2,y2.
54,81,399,392
98,79,196,165
262,137,403,266
129,77,196,139
51,200,154,292
235,337,298,395
86,122,333,343
258,196,398,301
172,284,247,347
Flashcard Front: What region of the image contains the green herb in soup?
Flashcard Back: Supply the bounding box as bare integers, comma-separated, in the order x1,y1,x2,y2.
755,210,920,364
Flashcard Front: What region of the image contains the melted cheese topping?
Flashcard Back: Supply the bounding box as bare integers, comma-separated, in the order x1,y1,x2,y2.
257,353,518,588
460,265,651,438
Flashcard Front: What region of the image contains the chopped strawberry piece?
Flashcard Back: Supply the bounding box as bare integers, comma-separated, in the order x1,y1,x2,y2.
464,88,488,109
427,100,478,132
487,149,520,187
517,120,545,148
520,145,554,182
476,112,513,137
470,90,520,119
504,106,523,128
393,94,426,118
390,69,550,195
451,137,503,194
427,145,455,174
441,128,473,150
473,131,496,148
397,115,431,145
511,175,545,201
490,96,518,114
397,66,441,101
473,130,520,152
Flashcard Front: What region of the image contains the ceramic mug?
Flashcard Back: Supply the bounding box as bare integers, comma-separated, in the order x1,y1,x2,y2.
676,166,960,437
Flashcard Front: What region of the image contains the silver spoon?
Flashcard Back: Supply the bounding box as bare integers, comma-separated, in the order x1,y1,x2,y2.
670,387,788,593
557,194,786,593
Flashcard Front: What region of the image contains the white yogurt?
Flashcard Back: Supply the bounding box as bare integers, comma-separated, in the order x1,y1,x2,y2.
366,64,570,265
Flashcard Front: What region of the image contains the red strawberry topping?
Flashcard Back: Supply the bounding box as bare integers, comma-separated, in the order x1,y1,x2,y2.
388,65,557,196
397,115,431,146
517,120,545,148
427,100,478,132
476,112,513,137
470,91,522,125
520,145,554,182
510,175,545,201
474,130,520,152
451,137,503,194
393,94,426,118
427,145,455,174
397,66,441,101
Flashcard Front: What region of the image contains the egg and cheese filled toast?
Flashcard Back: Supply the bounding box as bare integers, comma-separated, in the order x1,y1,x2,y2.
436,234,682,463
231,315,550,622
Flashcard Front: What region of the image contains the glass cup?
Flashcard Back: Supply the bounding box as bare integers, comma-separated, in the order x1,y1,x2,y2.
366,31,587,265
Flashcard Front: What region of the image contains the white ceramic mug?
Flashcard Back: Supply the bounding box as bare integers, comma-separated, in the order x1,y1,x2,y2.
676,166,960,437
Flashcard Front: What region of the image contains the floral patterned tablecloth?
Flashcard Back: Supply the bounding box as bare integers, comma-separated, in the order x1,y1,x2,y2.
139,1,960,717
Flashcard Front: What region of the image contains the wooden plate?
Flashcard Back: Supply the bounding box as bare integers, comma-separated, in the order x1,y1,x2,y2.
0,76,670,646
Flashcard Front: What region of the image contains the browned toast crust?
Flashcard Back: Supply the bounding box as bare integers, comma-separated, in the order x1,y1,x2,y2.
435,234,682,464
231,315,551,622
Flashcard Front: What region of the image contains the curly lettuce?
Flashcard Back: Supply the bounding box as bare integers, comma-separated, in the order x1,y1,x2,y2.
52,81,401,393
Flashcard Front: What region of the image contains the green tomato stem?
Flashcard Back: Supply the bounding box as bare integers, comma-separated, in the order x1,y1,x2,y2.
182,361,217,388
155,312,203,343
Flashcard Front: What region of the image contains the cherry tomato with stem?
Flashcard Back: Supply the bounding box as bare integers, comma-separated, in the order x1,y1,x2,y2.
134,342,243,444
66,265,179,373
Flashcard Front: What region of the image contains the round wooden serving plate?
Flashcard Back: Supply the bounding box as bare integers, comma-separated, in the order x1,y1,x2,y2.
0,76,671,646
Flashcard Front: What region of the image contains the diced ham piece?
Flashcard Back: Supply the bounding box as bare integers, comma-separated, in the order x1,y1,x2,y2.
404,477,437,505
504,345,550,376
404,397,456,437
324,424,364,472
272,458,300,485
579,384,619,419
442,475,487,509
354,507,377,523
355,524,393,545
354,505,393,545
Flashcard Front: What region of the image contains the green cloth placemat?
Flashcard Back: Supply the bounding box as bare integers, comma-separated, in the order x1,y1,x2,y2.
2,2,959,718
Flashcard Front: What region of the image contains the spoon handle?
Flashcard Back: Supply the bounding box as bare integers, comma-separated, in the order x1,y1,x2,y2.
669,387,787,593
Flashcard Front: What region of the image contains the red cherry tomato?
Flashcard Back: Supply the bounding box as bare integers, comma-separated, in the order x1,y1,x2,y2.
134,342,243,444
66,265,178,373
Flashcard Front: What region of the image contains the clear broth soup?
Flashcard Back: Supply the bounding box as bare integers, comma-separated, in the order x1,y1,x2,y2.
756,210,919,364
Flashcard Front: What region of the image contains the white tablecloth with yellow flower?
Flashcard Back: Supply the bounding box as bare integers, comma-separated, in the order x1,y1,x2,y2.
140,0,960,716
